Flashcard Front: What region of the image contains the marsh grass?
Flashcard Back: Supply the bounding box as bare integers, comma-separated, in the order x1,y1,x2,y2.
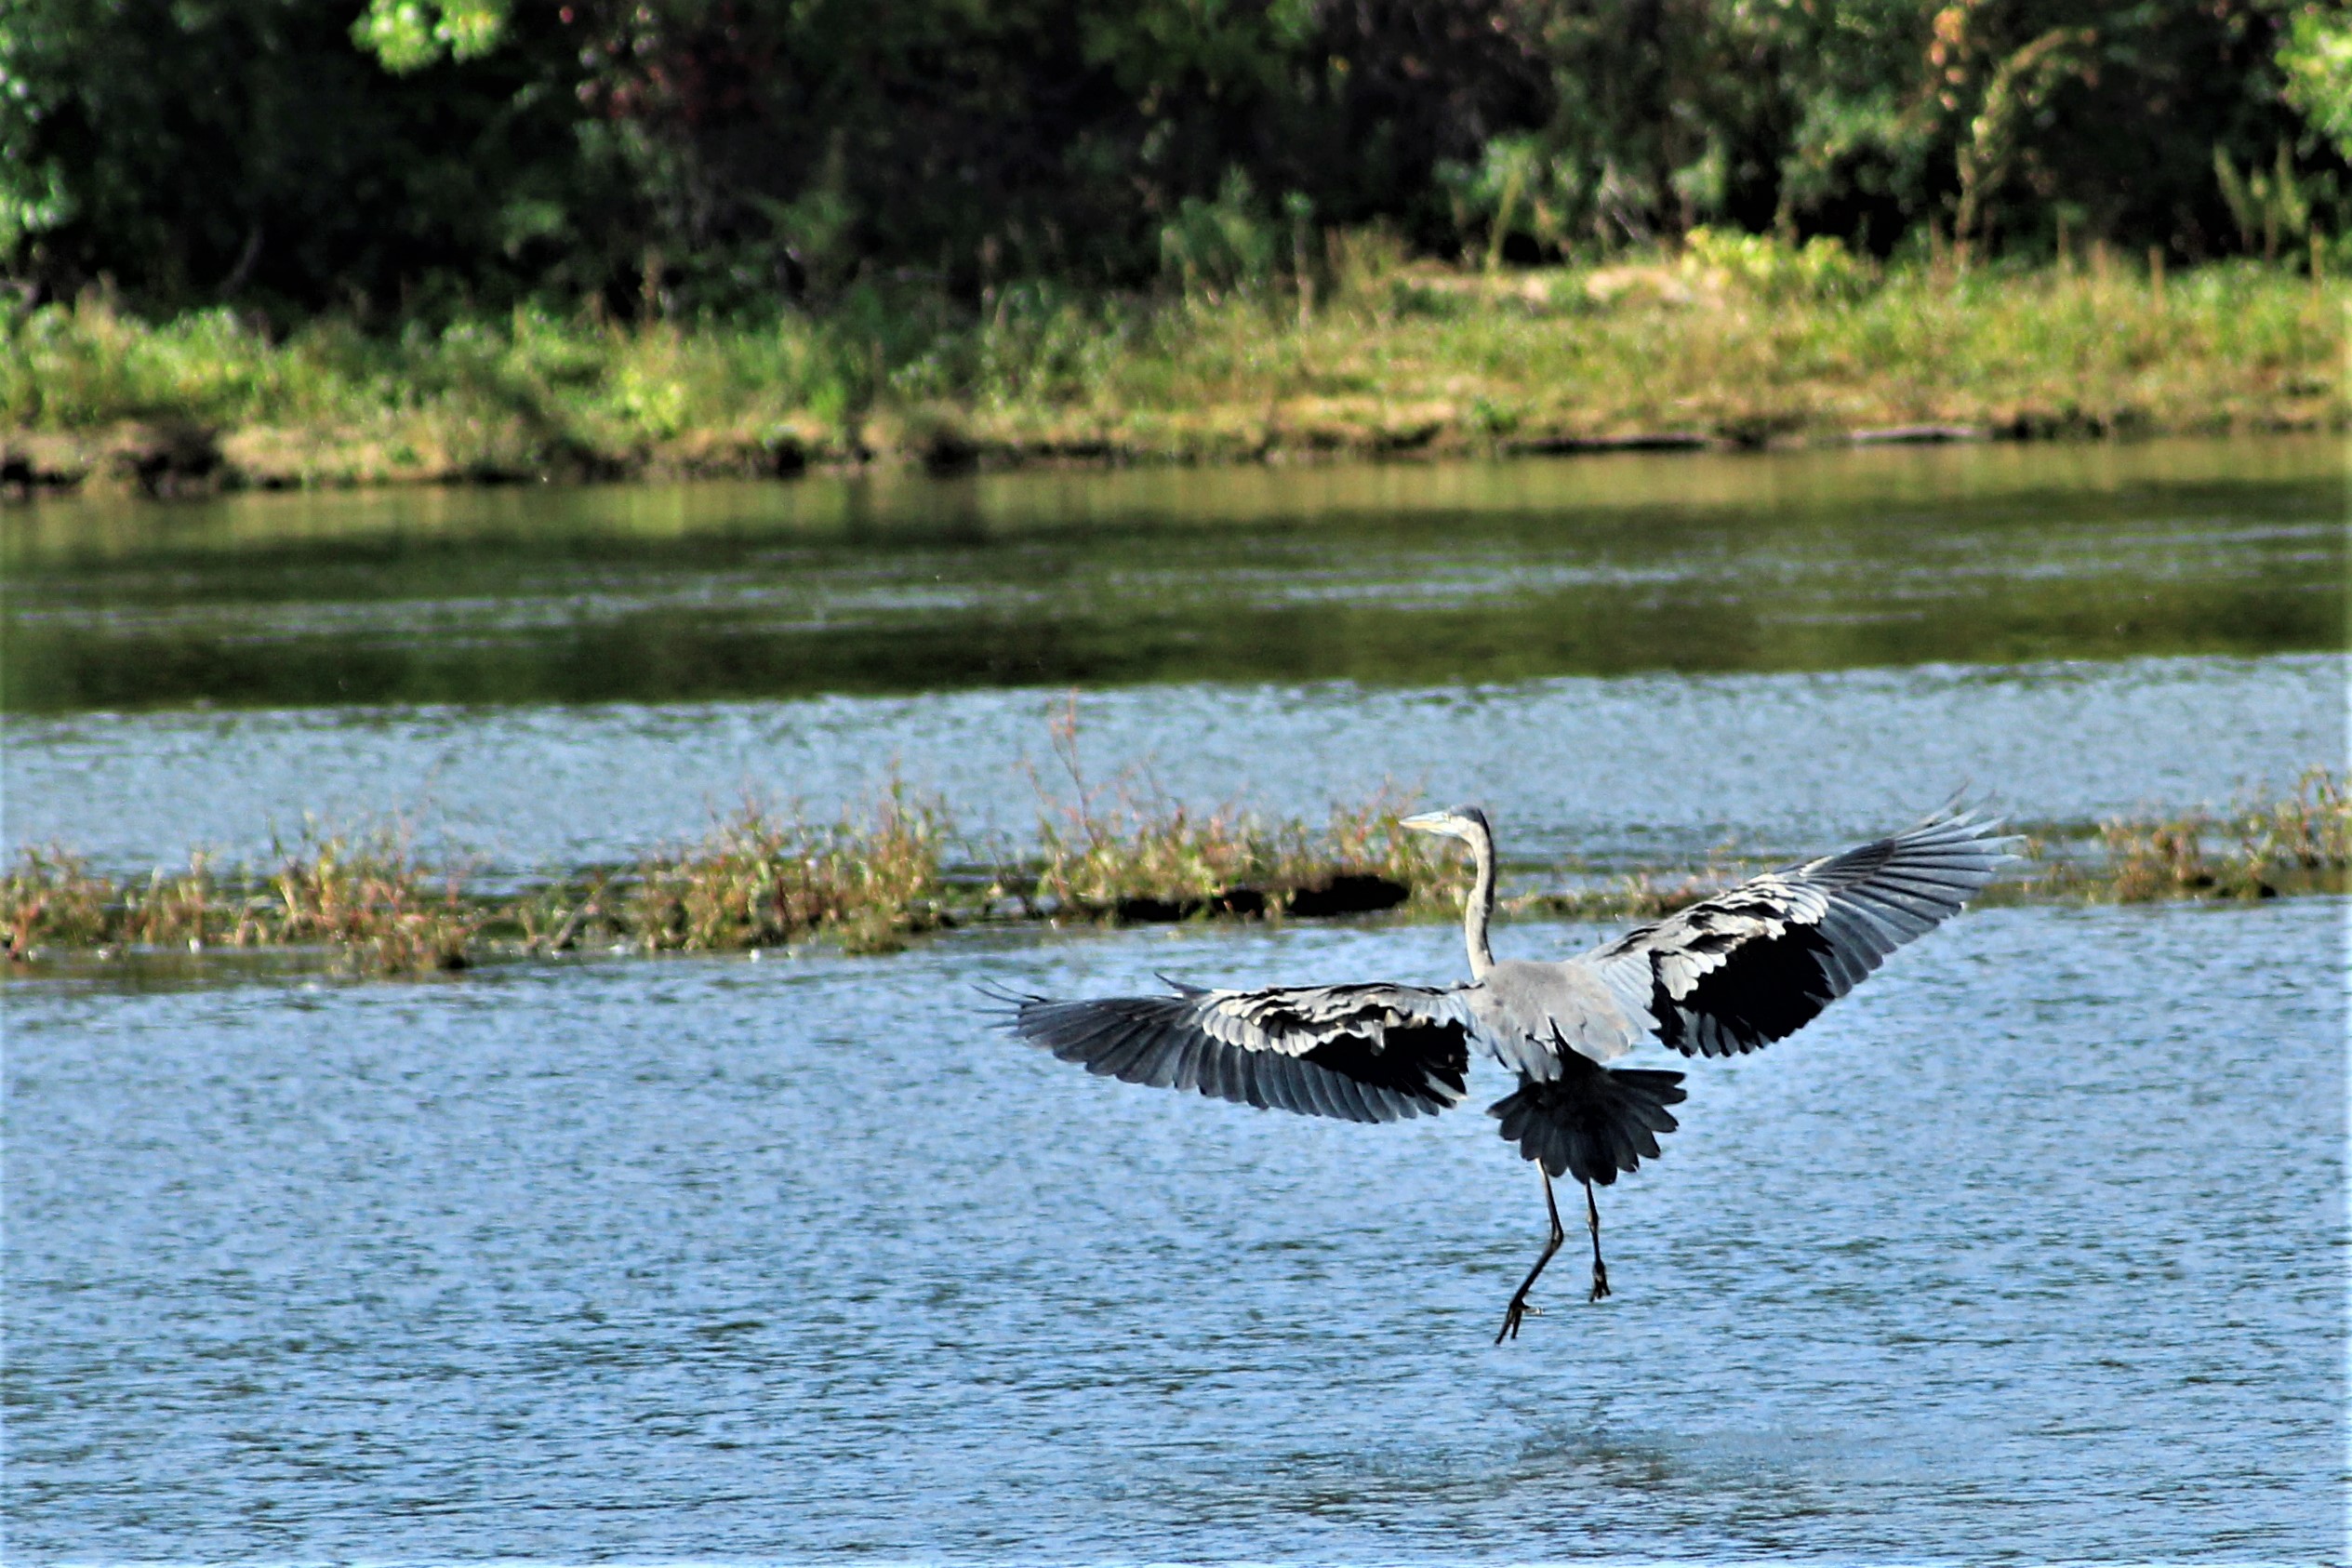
8,769,2344,976
4,848,113,951
1024,699,1442,922
3,824,475,971
1030,795,1442,922
1516,866,1735,924
627,790,949,956
5,251,2340,492
2080,766,2352,902
256,825,478,972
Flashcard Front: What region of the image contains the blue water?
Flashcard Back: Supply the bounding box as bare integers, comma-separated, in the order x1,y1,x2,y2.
6,441,2345,1561
7,897,2341,1561
5,653,2342,881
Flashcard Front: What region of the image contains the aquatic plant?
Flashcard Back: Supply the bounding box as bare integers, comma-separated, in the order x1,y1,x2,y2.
1025,699,1439,922
6,768,2343,976
3,847,113,955
2236,764,2352,879
114,856,221,948
250,824,478,972
2080,766,2350,903
625,789,949,956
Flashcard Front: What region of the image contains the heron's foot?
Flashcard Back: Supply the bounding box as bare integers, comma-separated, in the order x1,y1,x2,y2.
1495,1295,1544,1343
1588,1260,1611,1302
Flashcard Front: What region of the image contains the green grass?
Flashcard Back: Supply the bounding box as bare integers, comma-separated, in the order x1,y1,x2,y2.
4,245,2343,493
7,770,2344,977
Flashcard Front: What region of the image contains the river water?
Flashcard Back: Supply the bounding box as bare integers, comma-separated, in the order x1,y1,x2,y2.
3,436,2345,1561
7,901,2344,1560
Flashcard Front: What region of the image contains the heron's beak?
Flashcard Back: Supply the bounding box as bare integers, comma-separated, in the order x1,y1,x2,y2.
1398,810,1449,836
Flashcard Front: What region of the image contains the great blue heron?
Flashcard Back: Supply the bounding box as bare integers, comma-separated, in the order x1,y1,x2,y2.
996,806,2009,1341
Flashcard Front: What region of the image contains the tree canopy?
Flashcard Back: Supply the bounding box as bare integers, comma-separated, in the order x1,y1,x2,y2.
2,0,2344,317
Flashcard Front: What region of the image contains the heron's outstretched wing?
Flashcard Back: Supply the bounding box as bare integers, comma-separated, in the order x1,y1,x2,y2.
992,980,1476,1123
1577,810,2011,1058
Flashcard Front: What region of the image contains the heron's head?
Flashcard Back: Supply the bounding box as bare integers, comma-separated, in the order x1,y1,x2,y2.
1399,804,1492,846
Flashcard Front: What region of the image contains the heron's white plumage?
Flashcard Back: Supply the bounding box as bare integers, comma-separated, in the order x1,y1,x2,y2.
1190,981,1476,1059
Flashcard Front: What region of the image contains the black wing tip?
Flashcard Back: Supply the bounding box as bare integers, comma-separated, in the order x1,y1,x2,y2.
973,977,1056,1030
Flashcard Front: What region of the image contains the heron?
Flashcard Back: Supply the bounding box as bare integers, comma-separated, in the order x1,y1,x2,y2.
995,805,2009,1341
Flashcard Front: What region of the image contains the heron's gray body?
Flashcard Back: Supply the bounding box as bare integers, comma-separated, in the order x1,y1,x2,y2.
994,804,2011,1332
1473,959,1640,1074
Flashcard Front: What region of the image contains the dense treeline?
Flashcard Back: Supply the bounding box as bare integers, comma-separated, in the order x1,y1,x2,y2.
2,0,2347,320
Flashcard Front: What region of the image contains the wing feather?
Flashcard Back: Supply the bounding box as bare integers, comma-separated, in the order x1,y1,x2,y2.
1579,809,2012,1058
998,980,1477,1123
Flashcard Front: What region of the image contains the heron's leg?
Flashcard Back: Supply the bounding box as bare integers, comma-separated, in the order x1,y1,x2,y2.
1584,1179,1611,1302
1495,1167,1567,1344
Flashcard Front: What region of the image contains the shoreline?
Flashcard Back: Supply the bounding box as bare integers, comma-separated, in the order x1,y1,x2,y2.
10,406,2309,502
6,259,2342,500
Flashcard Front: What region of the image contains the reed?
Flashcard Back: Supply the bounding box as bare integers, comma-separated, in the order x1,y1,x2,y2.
252,825,479,972
3,847,113,952
1030,795,1443,922
3,826,476,972
1517,868,1731,924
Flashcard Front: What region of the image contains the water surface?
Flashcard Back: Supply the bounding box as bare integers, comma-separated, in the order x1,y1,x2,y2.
5,435,2343,874
7,898,2341,1561
4,436,2340,713
5,439,2345,1561
7,653,2341,881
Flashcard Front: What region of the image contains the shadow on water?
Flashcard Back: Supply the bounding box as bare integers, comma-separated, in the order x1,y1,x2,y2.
3,435,2342,712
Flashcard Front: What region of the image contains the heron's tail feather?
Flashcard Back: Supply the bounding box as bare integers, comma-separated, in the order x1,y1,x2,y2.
1490,1064,1687,1187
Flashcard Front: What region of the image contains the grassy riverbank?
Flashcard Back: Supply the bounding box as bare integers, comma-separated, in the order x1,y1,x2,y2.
4,244,2344,496
7,770,2344,976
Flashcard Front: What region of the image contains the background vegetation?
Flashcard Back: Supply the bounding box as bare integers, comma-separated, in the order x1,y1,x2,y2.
4,0,2348,322
3,254,2337,488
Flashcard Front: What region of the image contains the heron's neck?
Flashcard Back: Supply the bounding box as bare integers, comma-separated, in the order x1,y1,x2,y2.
1461,825,1495,979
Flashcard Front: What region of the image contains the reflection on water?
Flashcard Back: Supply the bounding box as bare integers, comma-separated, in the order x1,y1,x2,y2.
3,436,2341,711
6,900,2340,1560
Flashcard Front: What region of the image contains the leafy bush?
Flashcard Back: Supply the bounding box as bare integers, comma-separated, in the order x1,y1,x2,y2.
1682,228,1875,302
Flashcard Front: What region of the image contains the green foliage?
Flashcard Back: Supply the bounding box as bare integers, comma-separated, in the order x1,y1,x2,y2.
352,0,507,72
1439,135,1589,266
2215,143,2316,261
0,0,626,315
1,257,2339,490
0,0,2345,321
1160,170,1282,299
2280,6,2352,163
1682,228,1874,301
